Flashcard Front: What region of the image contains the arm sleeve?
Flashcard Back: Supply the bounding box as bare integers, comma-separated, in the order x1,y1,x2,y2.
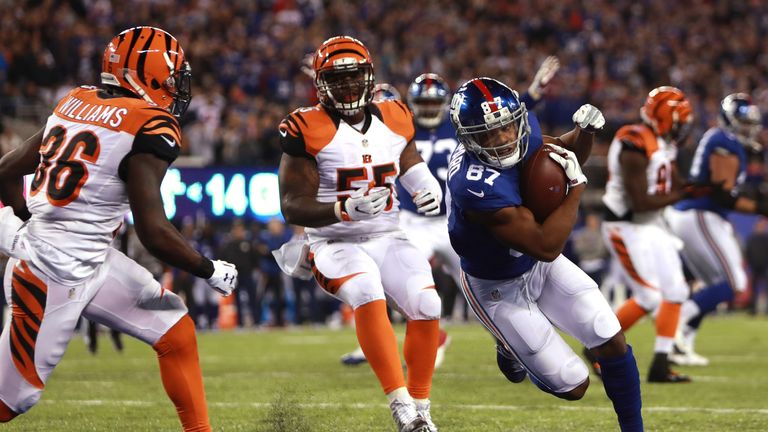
279,115,313,159
118,114,181,181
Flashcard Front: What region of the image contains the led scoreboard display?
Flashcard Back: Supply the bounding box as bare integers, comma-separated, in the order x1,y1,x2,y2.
159,168,282,222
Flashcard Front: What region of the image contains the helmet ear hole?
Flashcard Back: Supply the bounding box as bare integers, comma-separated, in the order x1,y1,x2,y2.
150,79,161,90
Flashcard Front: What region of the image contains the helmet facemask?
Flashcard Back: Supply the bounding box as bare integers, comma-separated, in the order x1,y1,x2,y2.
455,101,530,169
316,63,374,116
166,61,192,117
411,97,448,128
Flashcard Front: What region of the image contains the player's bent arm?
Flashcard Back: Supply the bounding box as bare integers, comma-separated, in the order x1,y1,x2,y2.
543,130,593,165
126,153,214,279
399,140,426,173
621,149,683,212
466,184,586,262
0,128,44,220
709,152,740,190
707,152,763,213
279,153,338,227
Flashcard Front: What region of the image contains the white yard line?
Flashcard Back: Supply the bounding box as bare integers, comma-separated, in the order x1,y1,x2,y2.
41,399,768,415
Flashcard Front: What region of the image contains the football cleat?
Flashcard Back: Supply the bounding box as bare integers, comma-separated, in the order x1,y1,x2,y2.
496,343,526,383
340,346,367,366
647,353,692,383
669,342,709,367
582,347,602,379
390,398,429,432
434,330,451,369
414,399,438,432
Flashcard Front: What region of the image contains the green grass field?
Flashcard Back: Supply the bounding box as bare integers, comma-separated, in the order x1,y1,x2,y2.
4,314,767,431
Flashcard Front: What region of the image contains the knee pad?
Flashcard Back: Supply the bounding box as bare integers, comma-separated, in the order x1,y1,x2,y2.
570,289,622,348
635,288,662,312
665,283,690,304
732,268,748,293
408,288,441,320
337,273,386,310
534,353,589,395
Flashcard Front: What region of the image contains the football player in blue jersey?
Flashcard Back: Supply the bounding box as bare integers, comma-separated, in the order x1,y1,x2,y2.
447,77,643,432
341,58,561,370
666,93,765,366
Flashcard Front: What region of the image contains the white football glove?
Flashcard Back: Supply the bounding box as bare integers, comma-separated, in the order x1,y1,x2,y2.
572,104,605,133
413,187,442,216
337,186,391,221
527,56,560,101
0,206,28,260
206,260,238,296
547,144,588,187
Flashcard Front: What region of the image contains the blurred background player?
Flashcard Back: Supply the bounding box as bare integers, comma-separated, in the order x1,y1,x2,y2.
666,93,766,366
596,86,701,383
277,36,443,432
448,77,643,432
0,27,238,431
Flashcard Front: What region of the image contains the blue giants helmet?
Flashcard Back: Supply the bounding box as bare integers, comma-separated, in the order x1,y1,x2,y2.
719,93,762,150
372,83,401,101
408,73,451,128
449,77,530,169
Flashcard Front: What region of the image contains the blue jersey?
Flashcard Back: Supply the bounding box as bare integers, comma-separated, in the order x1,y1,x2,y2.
675,127,747,217
396,118,457,216
398,92,539,217
446,112,544,280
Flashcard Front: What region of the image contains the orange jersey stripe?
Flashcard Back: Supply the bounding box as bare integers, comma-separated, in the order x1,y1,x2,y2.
608,231,657,290
10,261,47,389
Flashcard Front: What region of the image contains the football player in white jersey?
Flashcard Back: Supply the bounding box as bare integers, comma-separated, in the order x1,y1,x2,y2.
278,36,442,432
598,86,708,382
666,93,765,366
0,27,237,431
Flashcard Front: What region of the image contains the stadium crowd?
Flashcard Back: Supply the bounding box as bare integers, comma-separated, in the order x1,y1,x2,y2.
1,0,768,331
3,0,768,166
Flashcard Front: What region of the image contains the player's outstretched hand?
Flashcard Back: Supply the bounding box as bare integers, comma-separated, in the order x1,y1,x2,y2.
528,56,560,101
572,104,605,133
206,260,238,296
547,144,588,187
413,187,442,216
339,186,391,221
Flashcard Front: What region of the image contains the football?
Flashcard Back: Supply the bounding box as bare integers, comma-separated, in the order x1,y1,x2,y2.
520,145,568,222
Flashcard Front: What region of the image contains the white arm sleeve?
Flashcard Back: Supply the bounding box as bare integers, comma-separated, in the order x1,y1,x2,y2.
399,162,440,196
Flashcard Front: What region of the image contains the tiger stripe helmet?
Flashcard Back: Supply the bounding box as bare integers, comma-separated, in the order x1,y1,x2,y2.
312,36,375,116
101,26,192,117
640,86,693,142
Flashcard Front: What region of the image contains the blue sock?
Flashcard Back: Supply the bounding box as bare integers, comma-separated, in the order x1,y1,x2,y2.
598,345,644,432
691,281,733,316
687,313,703,330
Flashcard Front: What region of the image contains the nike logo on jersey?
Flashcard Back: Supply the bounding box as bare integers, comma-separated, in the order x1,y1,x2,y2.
467,188,485,198
161,136,176,147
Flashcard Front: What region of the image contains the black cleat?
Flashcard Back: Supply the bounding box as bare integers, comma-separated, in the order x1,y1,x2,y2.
648,353,692,383
582,347,602,379
496,343,526,383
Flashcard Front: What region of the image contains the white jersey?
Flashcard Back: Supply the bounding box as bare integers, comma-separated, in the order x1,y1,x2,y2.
279,100,414,241
602,123,677,224
22,86,181,284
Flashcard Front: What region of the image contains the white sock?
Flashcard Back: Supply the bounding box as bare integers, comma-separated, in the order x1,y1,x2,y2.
654,336,674,354
683,327,698,350
387,387,411,404
413,398,429,407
